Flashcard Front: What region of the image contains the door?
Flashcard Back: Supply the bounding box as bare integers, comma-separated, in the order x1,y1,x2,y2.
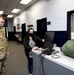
37,18,47,38
22,23,26,42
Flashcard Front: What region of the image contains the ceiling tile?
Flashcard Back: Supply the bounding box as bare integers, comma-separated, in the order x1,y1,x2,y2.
0,0,38,18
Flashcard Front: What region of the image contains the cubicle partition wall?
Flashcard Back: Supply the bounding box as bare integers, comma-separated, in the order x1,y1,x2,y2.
8,28,68,47
53,31,68,47
35,31,68,47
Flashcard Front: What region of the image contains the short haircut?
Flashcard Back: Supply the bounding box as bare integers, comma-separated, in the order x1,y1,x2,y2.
0,15,5,20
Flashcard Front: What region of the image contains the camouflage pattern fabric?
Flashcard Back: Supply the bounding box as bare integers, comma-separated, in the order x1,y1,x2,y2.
0,27,8,75
0,57,7,75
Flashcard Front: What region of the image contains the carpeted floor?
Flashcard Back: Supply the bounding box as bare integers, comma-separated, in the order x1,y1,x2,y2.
6,41,28,75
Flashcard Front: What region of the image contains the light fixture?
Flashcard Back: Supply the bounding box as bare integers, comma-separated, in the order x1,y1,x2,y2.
7,15,13,18
20,0,32,5
0,11,4,14
12,9,20,13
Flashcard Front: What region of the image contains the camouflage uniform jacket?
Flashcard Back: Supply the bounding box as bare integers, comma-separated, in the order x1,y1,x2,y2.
0,27,8,59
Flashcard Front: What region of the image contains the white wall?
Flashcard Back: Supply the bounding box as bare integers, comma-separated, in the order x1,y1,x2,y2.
13,0,74,31
13,11,27,32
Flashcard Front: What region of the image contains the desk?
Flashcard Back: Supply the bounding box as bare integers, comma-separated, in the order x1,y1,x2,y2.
32,47,74,75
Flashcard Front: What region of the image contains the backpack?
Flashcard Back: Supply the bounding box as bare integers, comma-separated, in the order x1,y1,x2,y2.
61,40,74,58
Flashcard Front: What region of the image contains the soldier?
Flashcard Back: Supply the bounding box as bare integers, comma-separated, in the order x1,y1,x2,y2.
0,16,9,75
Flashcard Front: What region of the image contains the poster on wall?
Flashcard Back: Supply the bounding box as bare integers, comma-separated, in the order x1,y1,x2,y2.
16,23,22,32
17,24,20,30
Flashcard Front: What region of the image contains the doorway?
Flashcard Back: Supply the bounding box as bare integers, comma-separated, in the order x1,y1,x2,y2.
37,17,47,38
67,10,74,40
21,23,26,42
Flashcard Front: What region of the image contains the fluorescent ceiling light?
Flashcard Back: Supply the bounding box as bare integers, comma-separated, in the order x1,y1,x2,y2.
0,11,3,14
20,0,32,5
12,9,20,13
7,15,13,18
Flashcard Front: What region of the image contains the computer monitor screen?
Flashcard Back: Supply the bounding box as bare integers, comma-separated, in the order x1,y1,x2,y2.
43,32,55,48
42,32,55,55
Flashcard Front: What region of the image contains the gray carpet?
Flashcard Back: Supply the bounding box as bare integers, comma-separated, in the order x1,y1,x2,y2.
6,41,28,75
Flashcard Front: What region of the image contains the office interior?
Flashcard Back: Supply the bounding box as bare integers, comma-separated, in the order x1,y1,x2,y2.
0,0,74,75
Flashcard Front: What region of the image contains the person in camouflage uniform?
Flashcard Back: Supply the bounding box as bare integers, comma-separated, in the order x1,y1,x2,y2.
0,16,9,75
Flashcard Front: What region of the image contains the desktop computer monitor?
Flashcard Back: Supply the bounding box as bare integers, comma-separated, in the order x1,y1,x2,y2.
42,32,55,55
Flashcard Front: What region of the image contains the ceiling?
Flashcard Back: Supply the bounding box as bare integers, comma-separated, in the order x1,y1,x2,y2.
0,0,38,18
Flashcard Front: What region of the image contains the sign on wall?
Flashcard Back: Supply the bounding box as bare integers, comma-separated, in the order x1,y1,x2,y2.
16,23,22,32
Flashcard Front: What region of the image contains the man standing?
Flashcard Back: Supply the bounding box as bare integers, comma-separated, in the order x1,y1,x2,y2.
0,16,9,75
